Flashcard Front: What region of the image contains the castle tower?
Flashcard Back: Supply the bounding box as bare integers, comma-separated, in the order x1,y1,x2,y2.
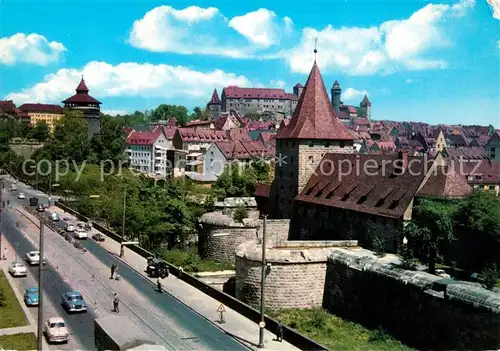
360,94,371,120
271,61,355,219
206,89,222,120
62,77,101,137
293,83,304,98
331,80,341,113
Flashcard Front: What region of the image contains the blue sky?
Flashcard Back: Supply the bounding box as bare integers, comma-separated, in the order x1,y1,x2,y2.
1,0,499,126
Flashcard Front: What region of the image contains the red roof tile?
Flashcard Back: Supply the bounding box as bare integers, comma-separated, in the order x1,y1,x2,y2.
62,78,101,105
208,89,221,104
297,153,429,218
177,128,229,142
185,119,212,127
443,146,488,160
126,129,162,145
354,118,370,125
455,159,500,184
214,116,228,130
19,103,64,114
227,127,252,141
152,125,177,139
0,100,17,114
276,62,354,140
417,164,472,198
215,140,272,160
223,86,293,100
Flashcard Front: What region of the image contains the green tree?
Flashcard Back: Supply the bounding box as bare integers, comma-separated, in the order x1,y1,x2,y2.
152,104,189,125
27,121,50,142
406,199,457,274
212,163,258,199
191,107,211,121
90,114,126,165
372,237,386,257
480,264,499,290
250,158,271,183
233,205,248,223
454,190,500,270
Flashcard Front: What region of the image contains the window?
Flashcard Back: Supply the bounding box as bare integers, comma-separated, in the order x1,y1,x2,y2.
308,155,314,162
308,141,314,147
290,156,294,163
340,141,345,148
325,142,330,147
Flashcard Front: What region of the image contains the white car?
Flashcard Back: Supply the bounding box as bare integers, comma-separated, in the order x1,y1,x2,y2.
66,224,76,232
26,251,42,265
17,192,26,199
435,269,451,279
44,317,69,344
50,212,60,221
8,261,28,277
73,228,88,239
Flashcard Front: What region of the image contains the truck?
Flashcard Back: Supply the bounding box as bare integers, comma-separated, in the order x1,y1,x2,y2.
94,315,161,351
29,197,39,206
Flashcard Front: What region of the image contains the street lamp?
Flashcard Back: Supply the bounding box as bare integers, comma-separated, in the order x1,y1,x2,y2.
258,215,268,348
120,188,127,258
30,165,38,191
37,219,44,351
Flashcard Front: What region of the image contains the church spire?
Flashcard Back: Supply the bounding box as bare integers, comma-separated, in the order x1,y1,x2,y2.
76,76,89,94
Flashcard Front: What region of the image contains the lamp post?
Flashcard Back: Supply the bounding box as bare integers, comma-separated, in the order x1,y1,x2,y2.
37,218,44,351
29,165,38,191
258,215,267,348
120,188,126,258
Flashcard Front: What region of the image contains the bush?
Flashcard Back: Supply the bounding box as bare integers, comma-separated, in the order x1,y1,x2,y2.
372,237,386,257
161,249,234,273
233,205,248,223
480,264,499,290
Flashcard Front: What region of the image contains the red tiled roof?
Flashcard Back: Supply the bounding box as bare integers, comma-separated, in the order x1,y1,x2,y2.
227,127,252,141
276,62,354,140
0,100,17,114
443,146,488,160
454,159,500,184
254,183,270,197
62,78,101,105
177,128,229,142
223,86,293,100
126,129,162,145
185,119,212,127
152,125,177,139
377,141,397,151
19,103,64,114
215,140,272,160
347,106,358,114
297,153,429,218
354,118,370,125
214,116,228,130
208,89,221,104
246,120,273,131
417,164,472,198
258,131,277,145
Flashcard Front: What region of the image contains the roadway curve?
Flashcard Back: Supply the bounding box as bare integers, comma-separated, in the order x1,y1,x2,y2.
0,176,248,350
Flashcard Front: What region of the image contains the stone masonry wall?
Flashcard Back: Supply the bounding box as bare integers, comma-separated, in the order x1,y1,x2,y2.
256,219,290,246
198,212,259,265
324,250,500,350
235,240,357,309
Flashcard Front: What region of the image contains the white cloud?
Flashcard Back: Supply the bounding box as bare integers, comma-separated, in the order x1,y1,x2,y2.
0,33,66,66
284,17,293,33
228,8,279,47
342,88,368,102
283,0,473,75
102,110,129,116
5,61,252,105
487,0,500,19
269,80,286,88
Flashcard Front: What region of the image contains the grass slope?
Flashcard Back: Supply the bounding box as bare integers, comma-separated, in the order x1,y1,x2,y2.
0,269,28,328
0,333,37,350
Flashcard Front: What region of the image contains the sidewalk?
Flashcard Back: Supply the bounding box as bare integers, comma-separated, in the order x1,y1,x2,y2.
49,206,300,351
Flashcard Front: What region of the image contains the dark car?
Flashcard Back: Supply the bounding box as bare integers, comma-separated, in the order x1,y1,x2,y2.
61,291,87,313
36,204,45,212
29,197,39,206
146,257,169,278
92,233,105,242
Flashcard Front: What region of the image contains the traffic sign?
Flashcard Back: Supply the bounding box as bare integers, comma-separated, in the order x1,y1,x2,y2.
259,321,266,328
217,304,226,313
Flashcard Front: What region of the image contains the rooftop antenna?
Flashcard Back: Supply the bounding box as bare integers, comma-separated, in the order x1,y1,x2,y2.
314,37,318,61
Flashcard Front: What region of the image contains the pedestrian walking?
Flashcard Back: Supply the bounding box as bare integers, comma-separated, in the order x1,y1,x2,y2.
157,278,162,293
112,293,120,313
110,264,117,279
2,247,7,260
276,320,283,342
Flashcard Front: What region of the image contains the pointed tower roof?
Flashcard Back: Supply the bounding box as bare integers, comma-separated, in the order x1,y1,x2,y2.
360,94,371,106
332,80,340,89
293,83,303,88
276,62,354,140
76,77,89,93
208,89,221,105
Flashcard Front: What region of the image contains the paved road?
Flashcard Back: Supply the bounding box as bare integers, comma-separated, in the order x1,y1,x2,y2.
0,176,249,351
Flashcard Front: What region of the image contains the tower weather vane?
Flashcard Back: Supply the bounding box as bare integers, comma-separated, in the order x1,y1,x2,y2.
314,37,318,60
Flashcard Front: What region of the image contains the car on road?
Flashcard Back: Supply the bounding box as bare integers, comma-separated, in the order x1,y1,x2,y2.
10,184,17,191
65,223,76,232
25,251,46,265
74,228,88,239
44,317,69,344
92,233,105,242
50,212,60,221
61,291,87,312
17,192,26,199
30,197,39,206
24,287,39,306
37,204,45,212
8,261,27,277
435,269,451,279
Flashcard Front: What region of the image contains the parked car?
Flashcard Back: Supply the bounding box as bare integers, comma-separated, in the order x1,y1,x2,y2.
17,192,26,199
25,251,45,265
92,233,105,242
10,184,17,191
8,261,27,277
65,224,76,232
37,204,45,212
24,287,39,306
44,317,69,343
435,269,451,279
61,291,87,312
50,212,60,221
30,197,39,206
74,228,88,239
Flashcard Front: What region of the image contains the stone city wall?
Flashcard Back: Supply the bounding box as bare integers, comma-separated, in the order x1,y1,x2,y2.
324,249,500,350
235,240,357,309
